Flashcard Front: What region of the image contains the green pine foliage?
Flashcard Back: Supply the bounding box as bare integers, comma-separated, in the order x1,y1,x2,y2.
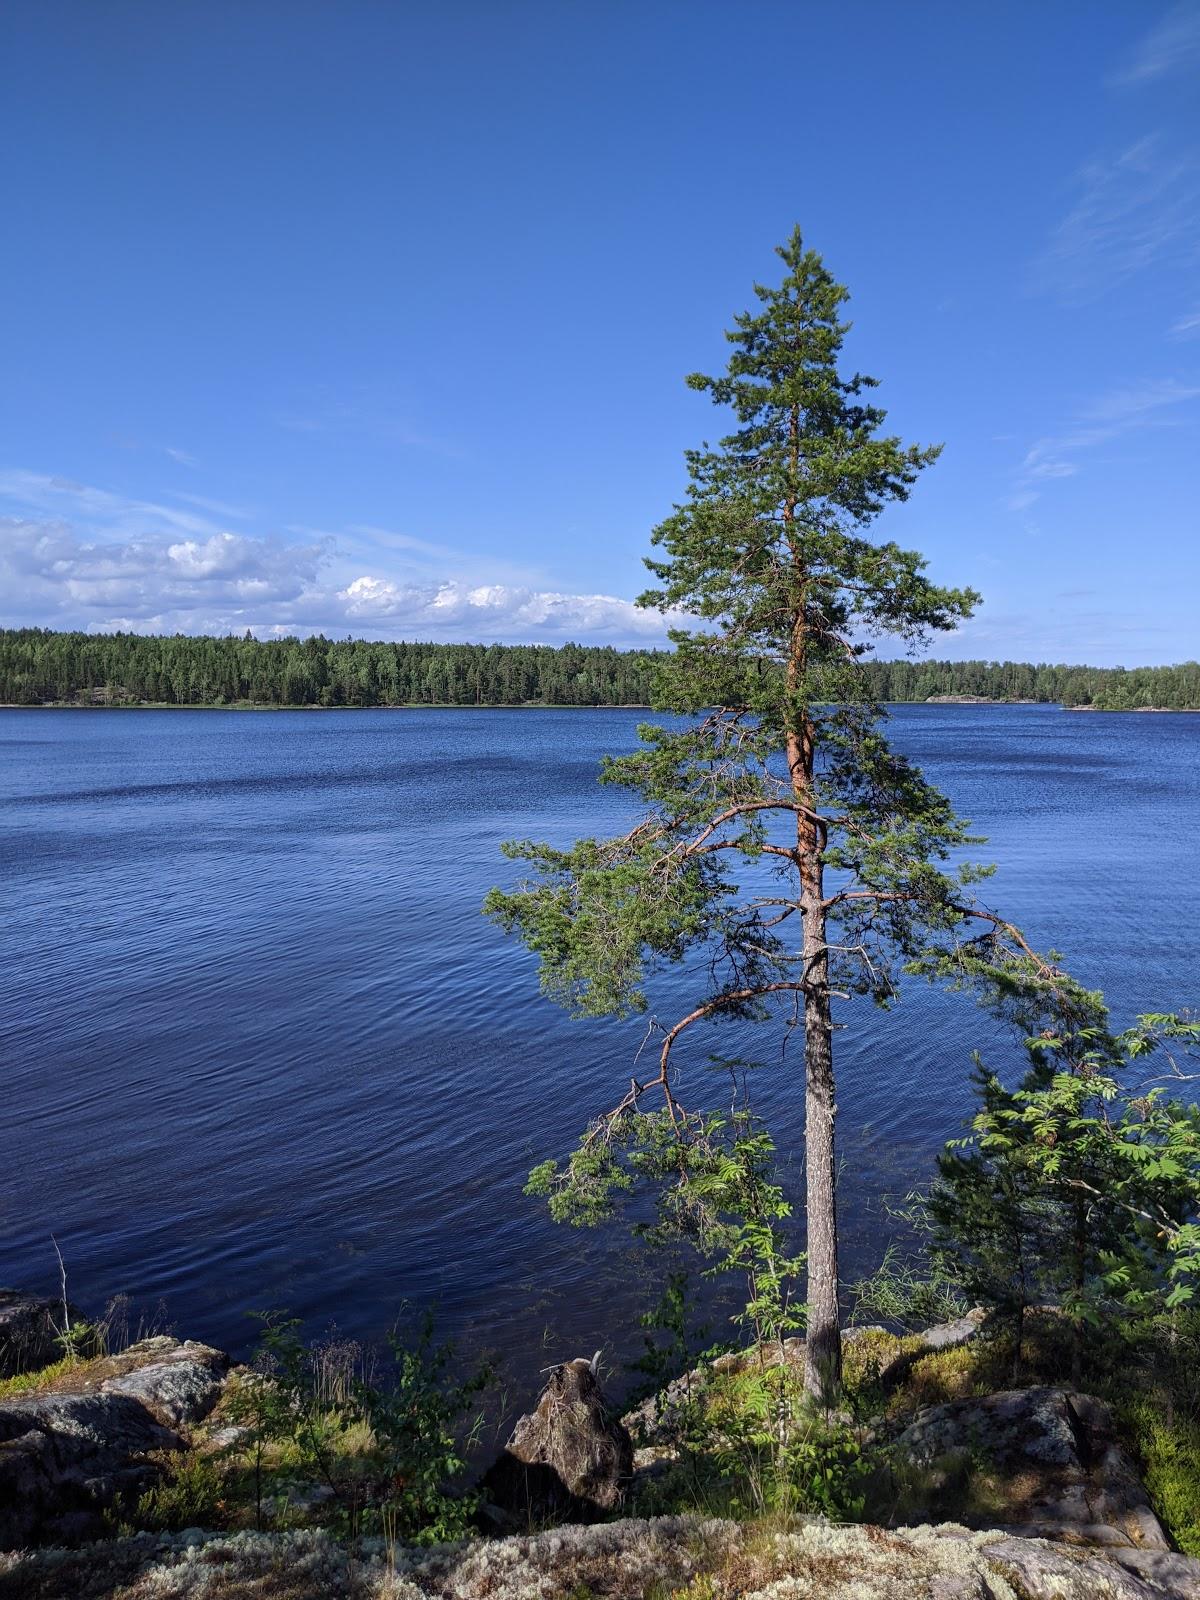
0,629,661,708
487,226,1072,1401
3,627,1198,709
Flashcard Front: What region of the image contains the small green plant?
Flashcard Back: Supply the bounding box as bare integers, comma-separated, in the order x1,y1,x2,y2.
218,1306,491,1543
128,1451,227,1532
630,1270,710,1400
1122,1397,1200,1555
355,1311,492,1544
703,1365,868,1520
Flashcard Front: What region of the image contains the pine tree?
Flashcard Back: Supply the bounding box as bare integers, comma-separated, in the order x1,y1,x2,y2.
485,227,1057,1400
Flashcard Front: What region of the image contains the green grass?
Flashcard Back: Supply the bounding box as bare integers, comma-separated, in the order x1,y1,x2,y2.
0,1355,90,1400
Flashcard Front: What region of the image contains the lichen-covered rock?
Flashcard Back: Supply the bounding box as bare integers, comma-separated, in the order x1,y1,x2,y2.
0,1289,75,1378
3,1517,1200,1599
97,1337,229,1428
893,1387,1167,1550
483,1356,633,1522
0,1336,229,1548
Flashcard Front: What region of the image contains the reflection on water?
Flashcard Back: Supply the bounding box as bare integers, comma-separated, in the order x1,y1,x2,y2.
2,704,1197,1387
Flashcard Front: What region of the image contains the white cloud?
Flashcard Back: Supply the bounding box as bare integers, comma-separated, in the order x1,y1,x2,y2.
0,470,683,645
337,574,678,638
1079,376,1200,422
1,517,324,626
1111,3,1200,86
0,469,242,540
1170,307,1200,339
1030,136,1199,304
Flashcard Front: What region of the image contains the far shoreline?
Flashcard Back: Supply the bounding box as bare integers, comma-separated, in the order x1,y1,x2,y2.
4,700,1200,715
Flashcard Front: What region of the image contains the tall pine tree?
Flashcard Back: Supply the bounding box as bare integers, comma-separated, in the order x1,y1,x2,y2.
487,227,1034,1400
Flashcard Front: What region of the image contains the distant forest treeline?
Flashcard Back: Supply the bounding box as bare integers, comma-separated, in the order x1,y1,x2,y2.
1,628,1198,710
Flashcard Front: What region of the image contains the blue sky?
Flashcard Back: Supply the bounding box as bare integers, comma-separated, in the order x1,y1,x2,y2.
2,2,1198,664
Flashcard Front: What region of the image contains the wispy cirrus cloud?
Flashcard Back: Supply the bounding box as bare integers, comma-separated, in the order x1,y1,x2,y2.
0,469,247,541
1030,135,1200,305
275,398,459,456
1009,378,1200,510
1110,3,1200,87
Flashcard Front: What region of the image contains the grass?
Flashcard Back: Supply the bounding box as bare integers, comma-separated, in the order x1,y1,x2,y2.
0,1356,82,1401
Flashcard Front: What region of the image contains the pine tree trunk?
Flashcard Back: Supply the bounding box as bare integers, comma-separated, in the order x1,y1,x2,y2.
802,863,841,1403
789,697,842,1403
784,405,842,1403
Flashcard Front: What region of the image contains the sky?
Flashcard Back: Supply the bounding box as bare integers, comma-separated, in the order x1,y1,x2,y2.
2,2,1198,665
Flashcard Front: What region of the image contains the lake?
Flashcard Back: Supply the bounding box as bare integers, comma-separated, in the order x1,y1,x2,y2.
2,705,1197,1387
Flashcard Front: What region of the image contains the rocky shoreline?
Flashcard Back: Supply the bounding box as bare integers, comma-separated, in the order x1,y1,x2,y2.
3,1289,1200,1598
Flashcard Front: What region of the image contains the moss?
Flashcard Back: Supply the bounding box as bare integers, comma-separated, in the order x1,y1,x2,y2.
1119,1397,1200,1556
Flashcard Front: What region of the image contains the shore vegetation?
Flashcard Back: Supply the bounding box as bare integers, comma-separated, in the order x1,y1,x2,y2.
2,628,1199,711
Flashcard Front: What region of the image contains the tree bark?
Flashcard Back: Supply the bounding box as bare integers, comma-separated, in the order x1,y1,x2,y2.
788,697,842,1402
784,393,842,1403
801,850,841,1403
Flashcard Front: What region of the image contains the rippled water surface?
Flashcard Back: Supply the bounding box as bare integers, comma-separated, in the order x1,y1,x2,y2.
2,706,1198,1380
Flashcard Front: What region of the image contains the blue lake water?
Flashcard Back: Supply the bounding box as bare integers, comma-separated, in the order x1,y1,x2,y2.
2,705,1198,1385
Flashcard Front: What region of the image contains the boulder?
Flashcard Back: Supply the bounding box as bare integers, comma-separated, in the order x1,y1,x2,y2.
97,1337,229,1428
893,1386,1167,1550
0,1289,75,1378
0,1336,230,1548
483,1356,633,1523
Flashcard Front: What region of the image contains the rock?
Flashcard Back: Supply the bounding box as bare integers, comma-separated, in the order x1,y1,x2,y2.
3,1518,1200,1598
0,1392,183,1548
483,1356,633,1523
0,1335,230,1548
624,1315,988,1451
982,1535,1200,1598
893,1387,1167,1550
874,1307,987,1391
911,1308,987,1353
98,1337,229,1428
205,1423,249,1451
0,1288,75,1377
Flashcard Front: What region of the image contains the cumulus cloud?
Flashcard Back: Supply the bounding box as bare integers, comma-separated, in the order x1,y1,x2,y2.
0,471,683,645
0,517,325,629
336,575,677,638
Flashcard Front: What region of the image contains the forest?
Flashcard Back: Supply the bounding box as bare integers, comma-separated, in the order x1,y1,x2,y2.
1,627,1199,710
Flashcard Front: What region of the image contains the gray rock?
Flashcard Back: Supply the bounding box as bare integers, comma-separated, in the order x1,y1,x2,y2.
99,1337,229,1427
0,1289,75,1378
624,1315,988,1450
483,1355,634,1522
893,1387,1168,1551
0,1335,230,1548
0,1392,182,1548
983,1534,1200,1598
920,1309,988,1351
